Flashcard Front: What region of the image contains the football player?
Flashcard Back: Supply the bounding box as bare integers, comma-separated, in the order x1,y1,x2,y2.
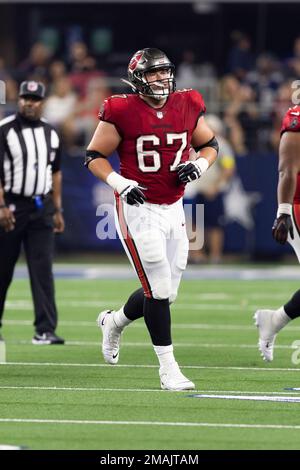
86,48,219,389
255,104,300,361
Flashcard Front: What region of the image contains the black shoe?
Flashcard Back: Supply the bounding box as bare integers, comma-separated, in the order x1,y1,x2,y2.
32,332,65,345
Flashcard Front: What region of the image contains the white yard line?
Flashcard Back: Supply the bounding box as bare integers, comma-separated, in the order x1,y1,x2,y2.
188,394,300,403
5,301,264,310
1,362,300,372
7,292,294,302
5,319,300,331
0,385,299,395
8,339,295,350
0,418,300,430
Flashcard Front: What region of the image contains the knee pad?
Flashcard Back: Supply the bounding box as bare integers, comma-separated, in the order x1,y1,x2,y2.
152,278,172,300
137,231,164,263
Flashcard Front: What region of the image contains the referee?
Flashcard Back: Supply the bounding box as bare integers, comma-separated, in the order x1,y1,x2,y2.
0,80,65,344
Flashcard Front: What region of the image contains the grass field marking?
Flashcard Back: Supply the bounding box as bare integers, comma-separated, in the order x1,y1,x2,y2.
55,341,297,350
0,386,299,395
7,339,295,350
62,342,295,350
5,319,300,332
1,362,300,372
189,394,300,403
8,292,293,301
1,418,300,430
4,301,276,311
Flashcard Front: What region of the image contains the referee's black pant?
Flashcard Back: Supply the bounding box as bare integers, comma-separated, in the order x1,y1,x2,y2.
0,193,58,334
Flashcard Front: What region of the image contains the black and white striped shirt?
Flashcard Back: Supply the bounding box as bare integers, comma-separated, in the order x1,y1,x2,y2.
0,113,61,197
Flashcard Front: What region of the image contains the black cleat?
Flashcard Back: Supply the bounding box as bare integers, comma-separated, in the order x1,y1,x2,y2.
32,332,65,345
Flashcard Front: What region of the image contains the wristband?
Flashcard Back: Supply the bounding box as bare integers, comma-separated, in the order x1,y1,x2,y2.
195,157,209,175
55,208,64,214
277,203,292,217
106,171,134,194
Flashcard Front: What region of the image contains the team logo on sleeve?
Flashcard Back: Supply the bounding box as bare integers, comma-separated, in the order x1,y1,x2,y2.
290,117,299,129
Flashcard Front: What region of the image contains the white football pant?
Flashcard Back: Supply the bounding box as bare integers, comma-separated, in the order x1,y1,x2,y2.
288,204,300,263
114,196,189,301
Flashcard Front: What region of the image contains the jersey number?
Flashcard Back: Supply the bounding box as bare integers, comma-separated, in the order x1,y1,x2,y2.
136,132,187,173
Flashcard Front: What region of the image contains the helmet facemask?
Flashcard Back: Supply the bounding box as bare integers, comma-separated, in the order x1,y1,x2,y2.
135,66,176,100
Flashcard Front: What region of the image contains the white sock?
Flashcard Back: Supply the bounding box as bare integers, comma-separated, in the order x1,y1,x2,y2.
153,344,176,368
273,306,291,333
113,307,132,329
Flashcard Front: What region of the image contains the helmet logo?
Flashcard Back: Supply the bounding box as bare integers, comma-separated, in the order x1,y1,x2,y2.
129,52,143,71
28,81,38,91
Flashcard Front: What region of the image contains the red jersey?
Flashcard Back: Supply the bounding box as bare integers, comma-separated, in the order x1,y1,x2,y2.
281,105,300,203
99,90,206,204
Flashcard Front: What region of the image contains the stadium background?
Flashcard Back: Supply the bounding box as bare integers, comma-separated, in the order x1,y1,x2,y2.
2,0,300,452
1,0,300,260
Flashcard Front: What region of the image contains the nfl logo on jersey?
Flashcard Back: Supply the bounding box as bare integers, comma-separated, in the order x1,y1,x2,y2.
156,111,163,119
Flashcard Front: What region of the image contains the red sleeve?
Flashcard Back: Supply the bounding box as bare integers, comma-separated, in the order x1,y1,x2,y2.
189,90,206,129
281,106,300,136
189,89,206,115
99,97,115,124
98,95,128,136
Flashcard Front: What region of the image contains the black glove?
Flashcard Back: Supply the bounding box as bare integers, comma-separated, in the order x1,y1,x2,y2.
176,161,202,183
272,214,294,245
120,184,147,206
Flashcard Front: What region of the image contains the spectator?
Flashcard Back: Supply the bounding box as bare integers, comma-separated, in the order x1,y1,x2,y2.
246,53,284,117
56,76,110,153
227,31,255,81
17,42,52,82
177,50,201,89
285,36,300,78
220,75,255,154
68,41,95,73
43,76,77,127
270,80,294,150
68,42,104,98
48,60,67,84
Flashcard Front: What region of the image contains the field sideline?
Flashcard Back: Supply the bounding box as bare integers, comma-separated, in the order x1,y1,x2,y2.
1,272,300,450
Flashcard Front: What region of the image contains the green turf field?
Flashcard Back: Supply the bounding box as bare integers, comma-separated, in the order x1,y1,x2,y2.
1,277,300,450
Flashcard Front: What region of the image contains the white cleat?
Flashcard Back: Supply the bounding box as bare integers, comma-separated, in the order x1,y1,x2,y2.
254,309,277,362
97,310,123,365
159,362,195,391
